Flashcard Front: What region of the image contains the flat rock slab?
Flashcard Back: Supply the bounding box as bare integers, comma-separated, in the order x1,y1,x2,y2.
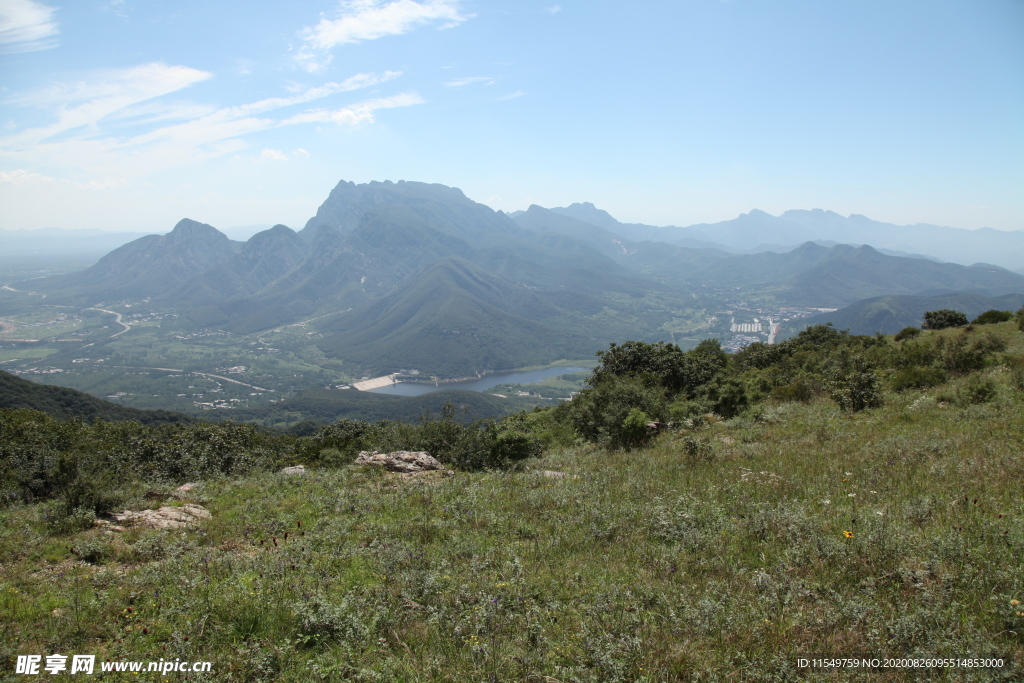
355,451,444,473
280,465,306,475
105,504,211,530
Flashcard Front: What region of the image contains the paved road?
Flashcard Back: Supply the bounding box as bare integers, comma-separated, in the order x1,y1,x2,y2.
87,307,131,337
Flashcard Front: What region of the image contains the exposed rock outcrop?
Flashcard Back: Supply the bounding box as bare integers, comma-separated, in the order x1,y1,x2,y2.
101,504,211,531
355,451,444,473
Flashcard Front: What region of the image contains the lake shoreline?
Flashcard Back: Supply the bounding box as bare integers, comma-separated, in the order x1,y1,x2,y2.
366,364,591,397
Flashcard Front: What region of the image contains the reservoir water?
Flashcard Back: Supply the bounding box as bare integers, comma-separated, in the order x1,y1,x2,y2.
367,366,588,396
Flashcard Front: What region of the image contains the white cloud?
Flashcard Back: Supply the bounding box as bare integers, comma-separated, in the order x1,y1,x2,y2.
0,168,52,183
260,148,290,162
296,0,469,72
494,90,525,101
283,91,424,126
444,76,494,87
546,5,562,13
293,148,310,157
0,66,420,181
0,0,58,53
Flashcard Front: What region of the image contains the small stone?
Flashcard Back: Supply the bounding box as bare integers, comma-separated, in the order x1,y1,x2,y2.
280,465,306,475
175,483,199,494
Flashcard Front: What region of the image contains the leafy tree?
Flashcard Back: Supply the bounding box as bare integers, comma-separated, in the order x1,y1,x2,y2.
923,309,968,330
788,323,850,350
734,342,788,370
590,340,720,397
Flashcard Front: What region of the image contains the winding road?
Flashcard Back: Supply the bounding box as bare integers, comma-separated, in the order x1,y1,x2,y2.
82,308,131,346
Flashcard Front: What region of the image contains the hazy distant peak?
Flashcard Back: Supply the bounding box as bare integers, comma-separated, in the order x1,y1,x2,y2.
169,218,222,236
304,179,480,234
548,202,622,230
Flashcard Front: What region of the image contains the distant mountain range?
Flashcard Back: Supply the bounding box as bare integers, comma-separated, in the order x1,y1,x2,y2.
540,203,1024,269
16,180,1024,377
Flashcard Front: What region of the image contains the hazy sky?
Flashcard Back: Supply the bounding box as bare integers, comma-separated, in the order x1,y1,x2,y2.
1,0,1022,233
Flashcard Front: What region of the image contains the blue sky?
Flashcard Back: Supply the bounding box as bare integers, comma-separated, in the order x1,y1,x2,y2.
1,0,1022,233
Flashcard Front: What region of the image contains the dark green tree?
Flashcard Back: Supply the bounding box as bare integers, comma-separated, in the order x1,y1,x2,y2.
922,309,968,330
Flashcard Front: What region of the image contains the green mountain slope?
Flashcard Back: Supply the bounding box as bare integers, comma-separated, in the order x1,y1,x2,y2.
30,219,239,302
316,258,598,377
227,386,534,425
784,292,1024,336
0,370,195,425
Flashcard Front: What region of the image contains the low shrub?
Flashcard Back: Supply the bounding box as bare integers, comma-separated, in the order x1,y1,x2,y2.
957,376,997,405
893,326,921,341
971,309,1013,325
770,379,815,403
826,357,883,412
889,366,946,392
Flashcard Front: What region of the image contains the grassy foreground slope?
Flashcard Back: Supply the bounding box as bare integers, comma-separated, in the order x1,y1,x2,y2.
2,325,1024,681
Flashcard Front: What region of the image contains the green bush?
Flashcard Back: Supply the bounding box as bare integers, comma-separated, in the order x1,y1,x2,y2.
923,309,968,330
888,366,946,392
52,452,123,517
565,376,667,449
696,377,750,418
44,505,96,535
936,332,1005,374
70,536,110,564
826,357,882,412
971,310,1013,325
769,379,815,403
893,326,921,342
619,407,653,449
957,376,997,405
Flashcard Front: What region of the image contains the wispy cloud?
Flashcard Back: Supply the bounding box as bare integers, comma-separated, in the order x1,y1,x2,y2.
258,147,312,163
296,0,470,72
444,76,494,87
494,90,525,101
546,5,562,14
0,168,52,183
0,65,420,181
0,0,58,53
282,91,424,126
260,148,290,162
